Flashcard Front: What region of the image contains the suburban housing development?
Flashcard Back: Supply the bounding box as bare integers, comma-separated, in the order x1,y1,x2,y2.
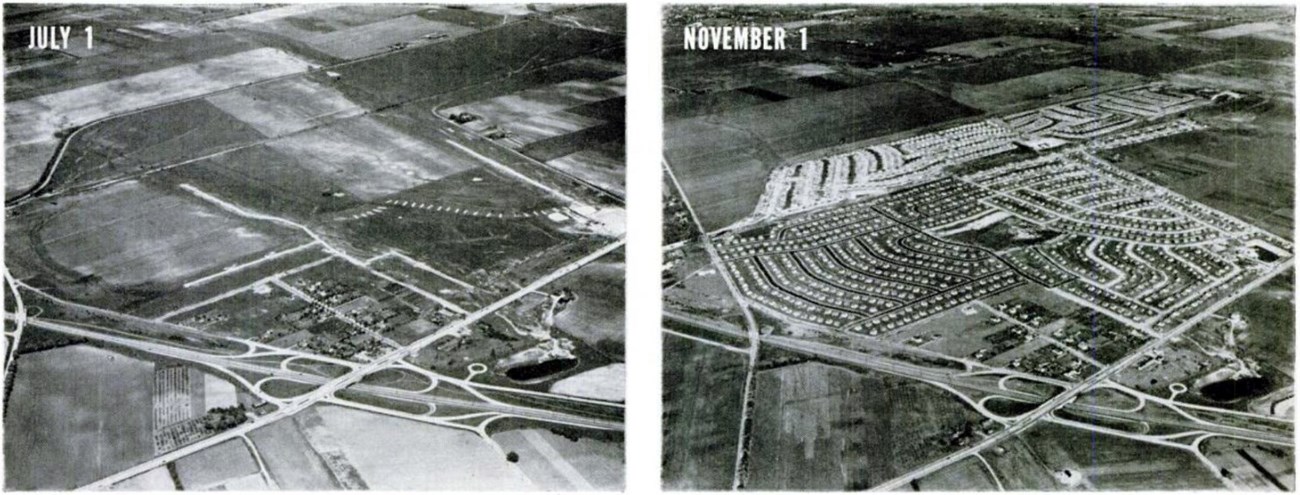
664,5,1295,491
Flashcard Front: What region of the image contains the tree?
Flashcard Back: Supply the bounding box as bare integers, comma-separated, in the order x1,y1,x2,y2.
505,451,519,463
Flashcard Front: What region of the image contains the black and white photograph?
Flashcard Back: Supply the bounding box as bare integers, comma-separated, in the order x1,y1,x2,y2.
662,5,1296,491
3,3,626,491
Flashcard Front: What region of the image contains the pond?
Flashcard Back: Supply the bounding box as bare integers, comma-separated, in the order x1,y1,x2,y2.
505,358,578,382
1200,376,1272,402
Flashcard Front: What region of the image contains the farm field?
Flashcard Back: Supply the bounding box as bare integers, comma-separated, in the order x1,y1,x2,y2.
548,250,625,358
746,362,990,490
662,333,749,490
172,439,261,490
1019,424,1226,490
4,345,155,490
666,82,980,231
5,47,311,198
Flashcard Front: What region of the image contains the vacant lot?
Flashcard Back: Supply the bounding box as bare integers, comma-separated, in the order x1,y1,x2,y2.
5,345,154,490
747,362,987,490
662,334,748,490
666,82,979,230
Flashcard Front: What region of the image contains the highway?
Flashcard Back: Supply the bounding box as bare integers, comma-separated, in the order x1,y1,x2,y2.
63,236,625,490
663,306,1294,465
19,317,621,430
869,257,1295,491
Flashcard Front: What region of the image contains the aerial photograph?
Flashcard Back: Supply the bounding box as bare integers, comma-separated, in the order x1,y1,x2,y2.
663,5,1295,491
3,3,625,491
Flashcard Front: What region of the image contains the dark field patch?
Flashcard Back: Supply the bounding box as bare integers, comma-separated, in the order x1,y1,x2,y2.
518,122,623,162
416,6,504,29
50,99,266,193
329,20,619,108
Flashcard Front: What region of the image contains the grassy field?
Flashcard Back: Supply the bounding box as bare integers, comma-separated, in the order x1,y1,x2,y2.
47,98,267,193
5,345,154,490
662,333,749,490
746,362,988,490
550,363,625,402
915,455,1000,490
206,76,364,137
666,82,979,231
266,116,475,200
951,66,1148,113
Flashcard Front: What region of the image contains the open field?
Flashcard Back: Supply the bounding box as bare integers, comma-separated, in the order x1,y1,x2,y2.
492,427,624,490
5,345,154,490
266,116,475,200
329,20,619,107
914,455,1000,490
666,82,980,231
549,250,624,358
42,99,266,194
747,362,990,490
551,363,625,402
928,35,1080,58
206,76,365,137
1020,423,1225,490
173,439,260,490
662,333,748,490
248,412,342,490
952,66,1148,112
314,405,536,490
5,47,311,197
19,180,299,286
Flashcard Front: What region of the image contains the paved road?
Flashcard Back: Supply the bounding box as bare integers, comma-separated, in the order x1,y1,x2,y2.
22,317,621,431
63,237,625,490
664,307,1292,450
870,258,1295,491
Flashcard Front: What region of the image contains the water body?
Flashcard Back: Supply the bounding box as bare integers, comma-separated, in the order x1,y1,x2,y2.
505,358,578,382
1200,376,1272,402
